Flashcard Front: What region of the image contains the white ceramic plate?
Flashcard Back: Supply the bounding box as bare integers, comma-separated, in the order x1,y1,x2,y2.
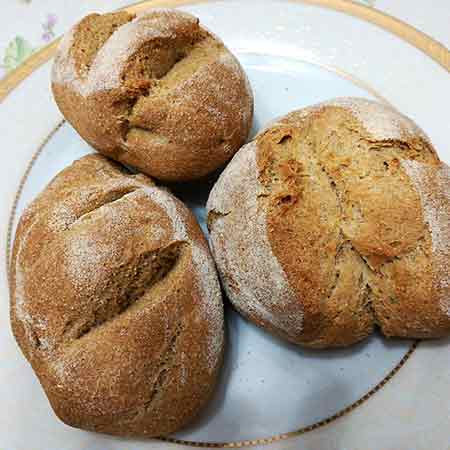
1,1,449,449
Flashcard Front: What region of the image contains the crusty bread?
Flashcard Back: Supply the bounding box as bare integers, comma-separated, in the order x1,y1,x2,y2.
10,154,224,436
51,9,253,182
207,97,450,348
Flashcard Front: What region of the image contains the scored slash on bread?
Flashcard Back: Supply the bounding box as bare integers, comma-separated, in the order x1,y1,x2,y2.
10,154,224,437
401,160,450,317
207,97,450,348
51,9,254,182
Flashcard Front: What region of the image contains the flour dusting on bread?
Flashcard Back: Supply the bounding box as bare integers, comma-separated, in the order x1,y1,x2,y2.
217,51,253,125
51,27,78,89
267,97,432,144
191,244,224,371
402,160,450,315
85,14,177,95
13,215,43,356
207,141,301,334
144,187,224,372
328,97,431,143
52,11,198,96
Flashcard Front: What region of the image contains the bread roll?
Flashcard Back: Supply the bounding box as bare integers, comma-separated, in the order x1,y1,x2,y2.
207,97,450,348
10,154,224,436
51,9,253,182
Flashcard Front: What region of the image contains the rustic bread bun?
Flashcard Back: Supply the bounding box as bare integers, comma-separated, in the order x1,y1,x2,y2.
10,154,224,436
51,9,253,182
207,97,450,348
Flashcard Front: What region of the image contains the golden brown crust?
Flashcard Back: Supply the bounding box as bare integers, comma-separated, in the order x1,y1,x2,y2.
10,154,224,436
207,97,450,348
51,9,253,182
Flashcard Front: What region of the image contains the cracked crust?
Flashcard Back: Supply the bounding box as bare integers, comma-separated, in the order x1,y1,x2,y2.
51,9,253,182
207,97,450,348
10,154,224,436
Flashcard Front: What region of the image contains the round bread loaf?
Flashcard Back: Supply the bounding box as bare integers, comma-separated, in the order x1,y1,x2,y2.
207,97,450,348
10,154,224,436
51,9,253,182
